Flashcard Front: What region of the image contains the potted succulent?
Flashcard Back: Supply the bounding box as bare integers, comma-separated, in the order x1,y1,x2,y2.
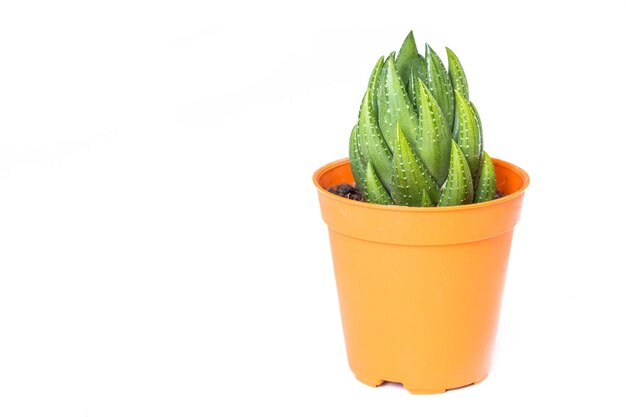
313,32,529,394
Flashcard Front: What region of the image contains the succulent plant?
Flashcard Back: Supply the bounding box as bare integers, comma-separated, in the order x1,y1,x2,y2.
349,32,497,207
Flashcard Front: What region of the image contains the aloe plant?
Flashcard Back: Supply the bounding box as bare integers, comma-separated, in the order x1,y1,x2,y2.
349,32,497,207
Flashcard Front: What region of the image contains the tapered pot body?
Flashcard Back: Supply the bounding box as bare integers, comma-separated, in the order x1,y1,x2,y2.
314,158,529,394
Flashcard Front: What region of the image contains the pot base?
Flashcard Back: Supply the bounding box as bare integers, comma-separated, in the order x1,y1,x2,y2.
353,370,489,394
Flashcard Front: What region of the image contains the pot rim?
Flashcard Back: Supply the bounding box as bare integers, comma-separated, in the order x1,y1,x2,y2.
313,157,530,212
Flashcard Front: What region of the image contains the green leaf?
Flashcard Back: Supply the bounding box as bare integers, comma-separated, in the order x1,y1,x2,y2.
439,140,474,206
407,70,419,114
420,189,434,207
425,44,455,129
415,78,452,187
474,151,497,203
446,47,469,101
349,124,367,190
391,124,439,207
358,89,393,192
364,161,393,205
416,53,428,83
396,31,419,87
470,101,483,150
448,47,470,139
453,90,483,179
367,56,384,118
470,102,483,182
376,53,419,151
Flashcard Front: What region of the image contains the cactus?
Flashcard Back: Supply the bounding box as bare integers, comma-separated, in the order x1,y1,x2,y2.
349,32,497,207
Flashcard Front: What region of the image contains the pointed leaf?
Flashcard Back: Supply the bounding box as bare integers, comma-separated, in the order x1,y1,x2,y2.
415,79,452,187
439,140,474,206
453,90,483,178
349,125,367,190
364,161,393,205
470,102,484,181
448,47,470,139
376,54,419,150
358,89,393,191
396,31,419,87
446,47,469,100
407,70,419,114
470,101,483,146
367,56,384,118
425,44,455,129
416,53,428,83
455,105,482,148
391,124,440,207
420,189,434,207
474,151,497,203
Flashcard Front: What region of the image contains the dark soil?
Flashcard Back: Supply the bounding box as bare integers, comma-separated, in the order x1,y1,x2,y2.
327,183,364,201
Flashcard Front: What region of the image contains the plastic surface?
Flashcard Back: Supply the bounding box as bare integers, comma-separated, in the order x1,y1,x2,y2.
313,158,529,394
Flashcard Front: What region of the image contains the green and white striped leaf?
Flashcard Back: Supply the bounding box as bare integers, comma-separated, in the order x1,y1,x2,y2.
367,56,384,118
396,31,419,88
364,161,393,205
446,47,469,101
474,151,497,203
358,89,393,191
454,90,483,179
439,140,474,206
391,124,439,207
376,53,419,151
415,78,452,187
425,44,455,129
349,125,367,190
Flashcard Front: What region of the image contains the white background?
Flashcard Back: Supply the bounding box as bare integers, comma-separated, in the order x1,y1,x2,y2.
1,1,625,415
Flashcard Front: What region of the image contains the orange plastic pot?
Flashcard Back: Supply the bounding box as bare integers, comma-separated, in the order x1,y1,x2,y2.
313,158,529,394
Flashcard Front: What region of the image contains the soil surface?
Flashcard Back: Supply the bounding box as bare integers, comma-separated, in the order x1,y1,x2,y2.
327,183,364,201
